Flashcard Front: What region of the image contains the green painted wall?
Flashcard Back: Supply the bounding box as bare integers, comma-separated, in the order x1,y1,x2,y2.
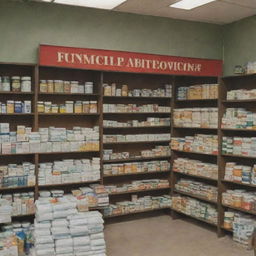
223,16,256,76
0,0,222,64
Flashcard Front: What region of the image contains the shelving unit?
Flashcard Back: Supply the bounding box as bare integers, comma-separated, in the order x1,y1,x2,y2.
0,63,102,222
170,75,220,233
102,71,172,214
219,73,256,235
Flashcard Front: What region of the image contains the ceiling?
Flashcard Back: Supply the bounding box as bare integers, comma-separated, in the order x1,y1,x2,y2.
23,0,256,25
113,0,256,24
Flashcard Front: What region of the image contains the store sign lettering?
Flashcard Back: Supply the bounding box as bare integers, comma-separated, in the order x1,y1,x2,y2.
39,45,222,76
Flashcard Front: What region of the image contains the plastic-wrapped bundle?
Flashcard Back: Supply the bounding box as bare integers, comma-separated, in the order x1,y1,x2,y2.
34,190,107,256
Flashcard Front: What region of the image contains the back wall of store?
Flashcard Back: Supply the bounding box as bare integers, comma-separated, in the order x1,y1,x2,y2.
0,0,222,64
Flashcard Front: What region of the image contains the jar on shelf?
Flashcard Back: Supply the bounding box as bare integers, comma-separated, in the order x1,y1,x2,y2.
82,101,90,113
44,102,52,113
39,80,47,93
121,85,128,96
71,81,79,93
2,76,10,91
64,81,71,93
59,104,66,113
14,101,23,113
51,104,59,113
89,101,97,113
11,76,21,92
47,80,54,93
54,80,64,93
103,84,111,96
74,101,82,113
85,82,93,94
21,77,31,92
37,101,45,113
65,101,74,113
7,100,14,113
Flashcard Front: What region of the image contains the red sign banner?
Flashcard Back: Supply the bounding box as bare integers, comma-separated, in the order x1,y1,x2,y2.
39,45,222,77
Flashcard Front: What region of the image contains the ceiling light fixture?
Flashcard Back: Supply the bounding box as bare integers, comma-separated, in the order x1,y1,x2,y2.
170,0,216,10
41,0,127,10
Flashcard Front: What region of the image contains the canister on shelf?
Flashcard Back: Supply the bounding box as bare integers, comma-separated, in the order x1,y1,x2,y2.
47,80,54,93
51,104,59,113
14,101,23,113
90,101,97,113
24,101,31,114
59,104,66,113
71,81,79,93
64,81,71,93
39,80,47,93
2,76,10,91
37,101,44,113
78,85,84,94
44,102,52,113
11,76,21,92
82,101,90,113
85,82,93,94
7,100,14,113
103,84,111,96
121,85,128,97
21,77,31,92
54,80,64,93
74,101,82,113
65,101,74,113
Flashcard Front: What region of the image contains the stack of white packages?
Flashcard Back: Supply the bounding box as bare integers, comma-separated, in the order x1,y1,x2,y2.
34,191,106,256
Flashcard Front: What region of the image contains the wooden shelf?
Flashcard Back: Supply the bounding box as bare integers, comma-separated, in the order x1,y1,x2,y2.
103,112,170,115
103,96,171,100
172,149,217,156
222,99,256,103
176,99,217,102
0,185,35,191
222,203,256,216
0,91,34,95
222,179,256,188
103,170,170,178
174,189,217,204
174,126,217,130
103,155,171,163
104,207,170,219
103,140,170,145
39,180,100,188
222,153,256,159
172,208,217,226
0,113,34,115
1,150,99,157
39,93,99,96
173,171,217,181
38,150,100,155
109,186,170,196
103,125,170,129
39,113,99,116
221,128,256,132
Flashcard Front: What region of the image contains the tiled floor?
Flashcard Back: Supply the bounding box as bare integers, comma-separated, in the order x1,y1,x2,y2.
105,215,253,256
